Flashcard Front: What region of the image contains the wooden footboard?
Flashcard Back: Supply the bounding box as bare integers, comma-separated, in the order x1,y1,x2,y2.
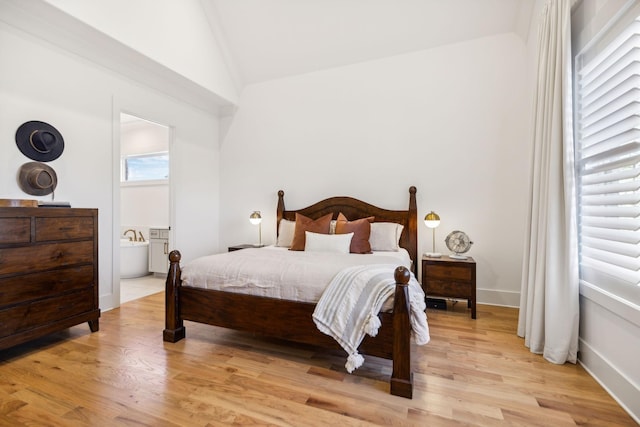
163,250,414,398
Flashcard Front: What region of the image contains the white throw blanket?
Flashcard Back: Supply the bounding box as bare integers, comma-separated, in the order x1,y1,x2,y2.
312,264,430,373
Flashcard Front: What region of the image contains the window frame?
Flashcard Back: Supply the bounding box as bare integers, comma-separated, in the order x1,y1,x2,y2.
573,9,640,311
120,151,169,186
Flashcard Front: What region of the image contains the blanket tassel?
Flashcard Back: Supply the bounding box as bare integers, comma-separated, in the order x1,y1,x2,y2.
346,353,365,373
364,313,382,337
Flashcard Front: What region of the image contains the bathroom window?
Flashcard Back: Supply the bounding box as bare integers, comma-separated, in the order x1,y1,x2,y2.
122,152,169,183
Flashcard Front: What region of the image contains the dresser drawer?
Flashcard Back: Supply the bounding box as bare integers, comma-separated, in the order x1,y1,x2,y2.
0,218,30,244
35,217,94,241
0,241,94,276
425,264,472,281
0,265,94,306
0,287,95,339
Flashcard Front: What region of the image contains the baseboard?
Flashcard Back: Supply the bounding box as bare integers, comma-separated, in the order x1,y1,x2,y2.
476,288,520,307
578,339,640,423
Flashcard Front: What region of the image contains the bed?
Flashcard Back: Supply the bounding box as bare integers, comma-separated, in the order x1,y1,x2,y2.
163,186,423,398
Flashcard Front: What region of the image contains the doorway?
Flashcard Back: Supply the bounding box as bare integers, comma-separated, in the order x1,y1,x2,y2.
119,113,170,303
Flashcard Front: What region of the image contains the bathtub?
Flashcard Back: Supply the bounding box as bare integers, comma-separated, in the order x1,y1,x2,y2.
120,239,150,279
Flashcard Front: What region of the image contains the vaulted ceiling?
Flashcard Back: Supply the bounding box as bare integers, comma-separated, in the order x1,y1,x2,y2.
207,0,536,84
0,0,537,111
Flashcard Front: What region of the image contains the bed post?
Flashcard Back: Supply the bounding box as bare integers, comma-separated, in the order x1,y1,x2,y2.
163,250,185,342
277,190,285,225
390,266,413,398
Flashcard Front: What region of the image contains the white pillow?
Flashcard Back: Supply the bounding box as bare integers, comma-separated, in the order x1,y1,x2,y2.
304,231,353,253
369,222,404,251
276,219,296,247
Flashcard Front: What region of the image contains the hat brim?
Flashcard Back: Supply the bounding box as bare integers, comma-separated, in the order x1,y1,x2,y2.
17,162,58,196
15,121,65,162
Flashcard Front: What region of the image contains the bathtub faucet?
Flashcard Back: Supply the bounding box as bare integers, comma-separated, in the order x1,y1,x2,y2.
124,229,137,241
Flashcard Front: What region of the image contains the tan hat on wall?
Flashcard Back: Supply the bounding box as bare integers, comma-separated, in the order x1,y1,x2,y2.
17,162,58,196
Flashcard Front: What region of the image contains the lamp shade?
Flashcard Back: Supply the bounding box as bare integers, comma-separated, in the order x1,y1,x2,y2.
249,211,262,225
424,211,440,228
424,210,442,258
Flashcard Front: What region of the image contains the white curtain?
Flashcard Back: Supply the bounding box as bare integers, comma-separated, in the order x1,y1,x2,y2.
517,0,579,364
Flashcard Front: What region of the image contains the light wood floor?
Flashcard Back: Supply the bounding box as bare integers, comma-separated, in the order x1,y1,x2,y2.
0,293,635,426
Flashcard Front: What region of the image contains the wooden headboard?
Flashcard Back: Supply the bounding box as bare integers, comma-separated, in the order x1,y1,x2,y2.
276,186,418,276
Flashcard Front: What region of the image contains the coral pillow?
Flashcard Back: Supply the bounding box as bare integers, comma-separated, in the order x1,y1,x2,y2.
335,212,374,254
289,212,333,251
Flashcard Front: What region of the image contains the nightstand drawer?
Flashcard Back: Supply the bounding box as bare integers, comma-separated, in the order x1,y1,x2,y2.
425,265,472,281
426,279,472,298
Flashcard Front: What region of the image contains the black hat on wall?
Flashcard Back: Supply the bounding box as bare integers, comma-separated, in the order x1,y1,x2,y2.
15,121,65,162
17,162,58,196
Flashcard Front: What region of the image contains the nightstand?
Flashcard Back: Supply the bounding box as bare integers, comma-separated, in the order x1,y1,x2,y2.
228,244,265,252
422,255,476,319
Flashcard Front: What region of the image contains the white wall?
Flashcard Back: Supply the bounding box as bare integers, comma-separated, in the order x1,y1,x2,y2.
120,117,170,156
219,33,530,307
0,19,221,310
121,184,169,235
43,0,240,104
570,0,640,421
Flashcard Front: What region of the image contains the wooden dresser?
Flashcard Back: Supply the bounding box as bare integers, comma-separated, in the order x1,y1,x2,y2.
0,207,100,350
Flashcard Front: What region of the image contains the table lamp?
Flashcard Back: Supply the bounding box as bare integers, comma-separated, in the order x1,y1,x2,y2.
424,211,441,258
249,211,262,246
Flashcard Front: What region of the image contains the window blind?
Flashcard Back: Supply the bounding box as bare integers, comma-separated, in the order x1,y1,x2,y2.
576,17,640,300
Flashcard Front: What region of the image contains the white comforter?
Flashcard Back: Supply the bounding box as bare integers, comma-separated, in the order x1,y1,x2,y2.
181,245,413,305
